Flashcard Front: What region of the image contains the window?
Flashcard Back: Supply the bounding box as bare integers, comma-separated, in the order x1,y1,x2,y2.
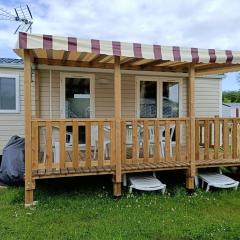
140,81,157,118
65,77,90,118
0,74,19,113
137,77,181,118
162,82,179,118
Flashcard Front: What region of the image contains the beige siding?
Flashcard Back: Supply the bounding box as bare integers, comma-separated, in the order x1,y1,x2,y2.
39,70,60,118
195,77,221,117
95,73,135,118
38,70,222,119
0,67,35,154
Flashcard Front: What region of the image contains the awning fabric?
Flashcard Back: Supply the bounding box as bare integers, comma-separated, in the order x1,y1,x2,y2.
15,32,240,64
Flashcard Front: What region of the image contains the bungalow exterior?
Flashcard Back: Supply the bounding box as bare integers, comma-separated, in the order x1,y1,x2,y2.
7,32,240,206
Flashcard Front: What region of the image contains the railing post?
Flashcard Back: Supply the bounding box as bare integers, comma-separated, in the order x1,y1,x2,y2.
186,64,196,190
113,56,122,197
24,50,35,207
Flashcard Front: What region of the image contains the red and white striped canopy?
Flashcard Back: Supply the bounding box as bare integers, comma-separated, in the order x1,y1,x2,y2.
15,32,240,64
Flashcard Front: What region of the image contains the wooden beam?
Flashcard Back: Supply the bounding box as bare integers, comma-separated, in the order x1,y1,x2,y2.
62,51,70,64
186,64,196,190
196,64,240,76
24,50,34,206
89,54,108,64
120,58,143,67
113,55,122,197
35,68,40,118
77,52,88,61
141,59,169,68
36,58,187,73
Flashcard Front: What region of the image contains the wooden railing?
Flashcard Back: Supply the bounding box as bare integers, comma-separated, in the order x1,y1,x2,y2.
195,117,240,162
31,118,116,173
121,118,190,165
30,117,240,175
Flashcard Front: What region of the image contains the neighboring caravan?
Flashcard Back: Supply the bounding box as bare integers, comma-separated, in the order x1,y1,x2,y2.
0,58,24,154
4,32,240,205
222,103,240,117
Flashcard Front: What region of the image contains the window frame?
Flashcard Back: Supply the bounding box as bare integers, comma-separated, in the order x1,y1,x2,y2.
60,72,95,119
136,76,182,118
0,74,20,114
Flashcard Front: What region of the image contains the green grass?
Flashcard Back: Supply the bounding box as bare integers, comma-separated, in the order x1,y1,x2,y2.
1,174,240,240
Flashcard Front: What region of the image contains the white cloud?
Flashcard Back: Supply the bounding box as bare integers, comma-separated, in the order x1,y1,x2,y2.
0,0,239,89
1,0,240,53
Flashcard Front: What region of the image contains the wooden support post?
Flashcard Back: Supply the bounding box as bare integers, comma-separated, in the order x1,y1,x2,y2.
35,68,40,118
113,56,122,197
24,50,34,206
186,64,196,190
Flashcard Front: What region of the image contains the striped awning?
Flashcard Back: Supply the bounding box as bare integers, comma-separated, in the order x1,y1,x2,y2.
15,32,240,65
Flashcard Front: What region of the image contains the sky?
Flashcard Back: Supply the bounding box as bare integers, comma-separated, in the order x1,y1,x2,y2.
0,0,239,91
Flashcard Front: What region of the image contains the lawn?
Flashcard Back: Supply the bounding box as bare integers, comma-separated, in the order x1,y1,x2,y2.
0,173,240,240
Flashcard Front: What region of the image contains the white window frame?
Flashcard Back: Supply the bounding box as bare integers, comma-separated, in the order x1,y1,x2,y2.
0,74,20,113
135,76,182,118
60,72,95,119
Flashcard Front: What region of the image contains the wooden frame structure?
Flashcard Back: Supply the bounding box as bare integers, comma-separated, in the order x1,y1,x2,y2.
15,33,240,206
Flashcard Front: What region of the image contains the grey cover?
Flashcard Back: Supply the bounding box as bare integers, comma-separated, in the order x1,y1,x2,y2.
0,136,25,185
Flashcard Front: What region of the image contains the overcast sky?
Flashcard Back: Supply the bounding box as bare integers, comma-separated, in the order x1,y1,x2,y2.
0,0,239,91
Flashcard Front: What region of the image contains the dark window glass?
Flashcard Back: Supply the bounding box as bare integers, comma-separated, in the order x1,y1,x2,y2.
0,77,16,110
162,82,179,118
140,81,157,118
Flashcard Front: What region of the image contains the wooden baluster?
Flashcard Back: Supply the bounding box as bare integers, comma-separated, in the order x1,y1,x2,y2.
32,121,39,171
72,121,79,169
165,121,170,161
223,119,229,159
186,120,190,161
200,124,204,146
98,121,104,166
154,120,160,163
46,121,52,171
121,121,126,164
85,122,92,167
143,120,149,163
214,117,220,159
195,120,199,161
175,120,180,162
132,120,138,164
110,121,116,165
232,119,238,159
209,122,213,147
204,120,209,160
60,121,66,170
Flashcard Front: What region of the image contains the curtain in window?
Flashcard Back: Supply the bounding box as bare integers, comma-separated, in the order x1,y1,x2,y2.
0,77,16,110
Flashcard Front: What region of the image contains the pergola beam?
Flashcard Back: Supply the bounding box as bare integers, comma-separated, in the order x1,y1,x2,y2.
35,58,187,73
196,65,240,76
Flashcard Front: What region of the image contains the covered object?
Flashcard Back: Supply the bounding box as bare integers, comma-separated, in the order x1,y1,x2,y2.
0,136,25,186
